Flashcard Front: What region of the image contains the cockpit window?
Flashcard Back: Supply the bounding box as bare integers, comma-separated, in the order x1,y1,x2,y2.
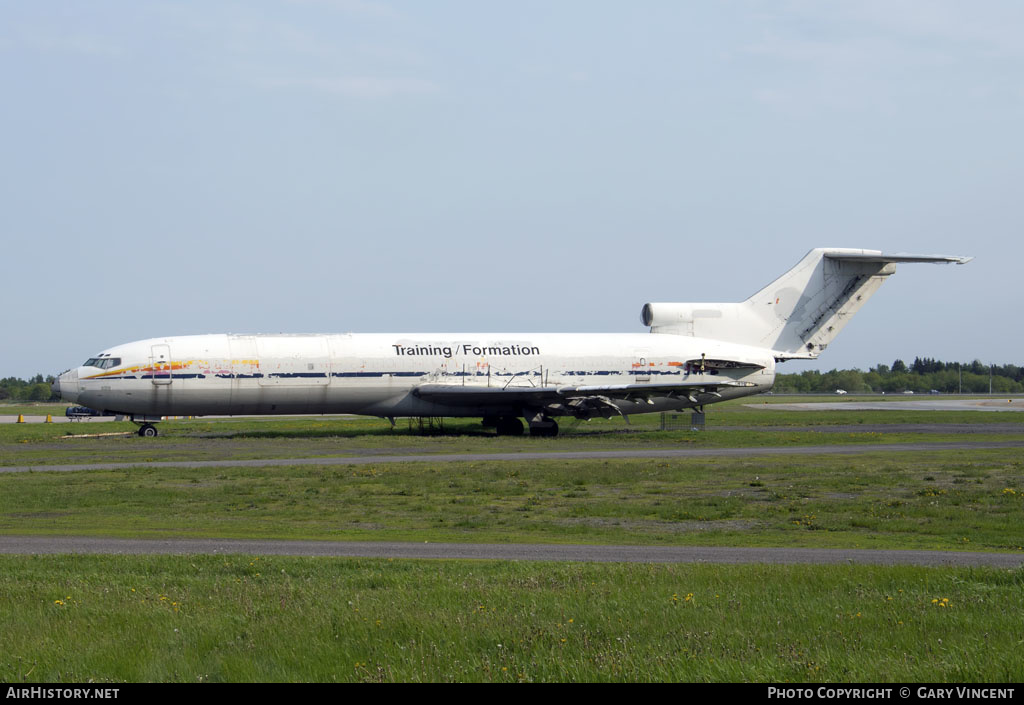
83,357,121,369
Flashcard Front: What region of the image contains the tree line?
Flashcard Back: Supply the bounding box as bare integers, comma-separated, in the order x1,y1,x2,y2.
0,374,58,402
774,358,1023,394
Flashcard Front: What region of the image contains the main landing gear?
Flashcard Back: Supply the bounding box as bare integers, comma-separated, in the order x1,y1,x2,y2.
528,418,558,437
494,417,524,436
486,415,560,437
525,411,559,437
137,423,159,438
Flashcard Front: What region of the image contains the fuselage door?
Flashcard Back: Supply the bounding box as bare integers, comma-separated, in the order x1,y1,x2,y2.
150,344,172,385
634,350,651,383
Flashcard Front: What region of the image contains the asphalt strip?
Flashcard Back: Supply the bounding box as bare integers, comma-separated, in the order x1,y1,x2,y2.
4,440,1024,474
0,536,1021,567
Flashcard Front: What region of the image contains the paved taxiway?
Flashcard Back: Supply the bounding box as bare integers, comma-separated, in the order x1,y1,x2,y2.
5,440,1024,474
0,415,115,424
752,398,1024,412
1,536,1021,567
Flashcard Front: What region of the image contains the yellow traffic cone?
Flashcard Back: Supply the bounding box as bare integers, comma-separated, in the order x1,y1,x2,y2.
45,414,53,423
16,414,25,423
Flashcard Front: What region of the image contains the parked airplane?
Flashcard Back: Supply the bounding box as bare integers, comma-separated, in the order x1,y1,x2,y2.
52,248,970,437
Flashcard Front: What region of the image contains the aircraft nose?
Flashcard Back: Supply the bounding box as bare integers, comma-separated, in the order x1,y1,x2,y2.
51,369,78,402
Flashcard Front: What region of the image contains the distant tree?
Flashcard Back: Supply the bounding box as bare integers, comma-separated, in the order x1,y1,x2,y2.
833,369,868,392
26,383,52,402
912,357,945,374
892,359,908,373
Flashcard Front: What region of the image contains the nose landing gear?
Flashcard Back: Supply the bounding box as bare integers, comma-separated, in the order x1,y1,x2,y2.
131,415,163,438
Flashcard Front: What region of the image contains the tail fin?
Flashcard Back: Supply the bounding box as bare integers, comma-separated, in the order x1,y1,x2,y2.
641,248,971,359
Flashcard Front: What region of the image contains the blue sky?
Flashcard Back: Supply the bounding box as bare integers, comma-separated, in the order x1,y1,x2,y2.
2,1,1020,378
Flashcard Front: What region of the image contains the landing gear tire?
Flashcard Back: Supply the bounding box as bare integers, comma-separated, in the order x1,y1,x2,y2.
529,420,559,438
495,417,524,436
138,424,159,438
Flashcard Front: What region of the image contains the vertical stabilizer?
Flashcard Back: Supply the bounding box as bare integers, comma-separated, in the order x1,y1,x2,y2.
641,248,971,359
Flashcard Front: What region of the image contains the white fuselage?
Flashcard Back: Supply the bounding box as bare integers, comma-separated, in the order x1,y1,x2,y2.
52,248,968,432
55,332,777,419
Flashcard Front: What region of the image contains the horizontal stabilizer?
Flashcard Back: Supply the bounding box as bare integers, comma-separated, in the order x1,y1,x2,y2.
824,252,972,265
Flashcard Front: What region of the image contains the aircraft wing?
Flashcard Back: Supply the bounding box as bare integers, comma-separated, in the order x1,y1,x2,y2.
413,379,754,416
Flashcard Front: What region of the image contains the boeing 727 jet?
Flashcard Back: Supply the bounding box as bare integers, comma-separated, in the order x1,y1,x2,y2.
51,248,970,437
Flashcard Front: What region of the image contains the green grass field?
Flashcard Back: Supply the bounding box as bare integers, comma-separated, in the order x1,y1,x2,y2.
0,403,72,417
2,555,1021,682
2,451,1023,551
2,400,1023,682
